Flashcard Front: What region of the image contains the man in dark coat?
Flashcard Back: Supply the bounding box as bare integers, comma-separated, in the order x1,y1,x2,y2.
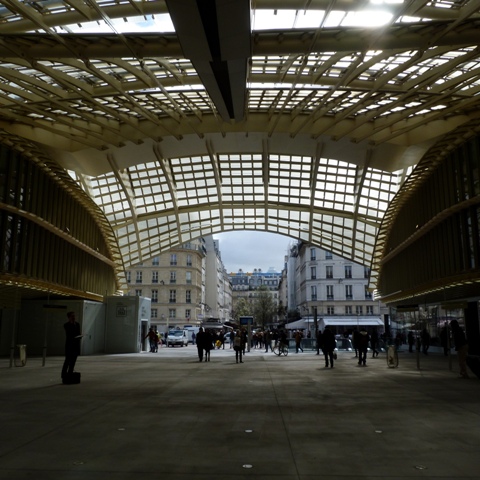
196,327,207,362
61,311,81,379
450,320,469,378
322,326,336,368
357,327,370,366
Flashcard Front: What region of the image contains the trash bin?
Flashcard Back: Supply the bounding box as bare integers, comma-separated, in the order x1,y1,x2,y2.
387,345,398,368
16,344,27,367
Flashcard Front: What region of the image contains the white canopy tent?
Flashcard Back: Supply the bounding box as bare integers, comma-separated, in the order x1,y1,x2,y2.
285,317,384,332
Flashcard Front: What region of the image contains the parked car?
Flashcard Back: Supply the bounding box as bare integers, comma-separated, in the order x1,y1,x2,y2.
167,330,188,347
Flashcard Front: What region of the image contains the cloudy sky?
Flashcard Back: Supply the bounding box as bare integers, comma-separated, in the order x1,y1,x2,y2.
214,231,295,274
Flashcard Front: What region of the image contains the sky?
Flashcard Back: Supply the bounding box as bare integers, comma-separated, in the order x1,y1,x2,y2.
214,231,294,274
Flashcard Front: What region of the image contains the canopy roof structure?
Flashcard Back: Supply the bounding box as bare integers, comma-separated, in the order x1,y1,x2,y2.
1,0,480,292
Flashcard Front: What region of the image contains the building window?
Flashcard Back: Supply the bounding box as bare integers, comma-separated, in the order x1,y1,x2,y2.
135,289,142,297
152,256,159,266
365,286,372,299
186,254,192,267
152,271,158,283
345,285,353,299
186,271,192,284
356,306,363,315
310,248,316,261
169,309,176,319
345,265,352,278
325,251,333,259
170,271,176,284
186,290,191,303
136,271,142,283
126,271,131,283
326,266,333,279
169,290,176,303
170,254,177,266
326,285,334,300
311,266,316,280
311,285,317,301
345,305,352,315
185,309,191,319
151,289,158,303
327,306,335,315
366,305,374,315
364,266,370,279
151,308,158,318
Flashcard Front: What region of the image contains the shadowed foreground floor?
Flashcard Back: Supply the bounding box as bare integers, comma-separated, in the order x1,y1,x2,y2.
1,346,479,479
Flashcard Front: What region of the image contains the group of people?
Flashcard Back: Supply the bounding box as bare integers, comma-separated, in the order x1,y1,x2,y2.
62,311,474,380
145,327,162,352
196,327,247,363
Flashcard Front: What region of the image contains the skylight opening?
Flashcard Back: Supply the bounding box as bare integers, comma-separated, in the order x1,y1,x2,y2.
252,8,395,30
64,14,175,34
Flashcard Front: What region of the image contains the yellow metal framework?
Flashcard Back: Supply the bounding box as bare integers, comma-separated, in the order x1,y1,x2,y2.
0,1,479,293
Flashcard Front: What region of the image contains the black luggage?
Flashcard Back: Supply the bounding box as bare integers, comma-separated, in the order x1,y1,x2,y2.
62,372,81,384
466,356,480,379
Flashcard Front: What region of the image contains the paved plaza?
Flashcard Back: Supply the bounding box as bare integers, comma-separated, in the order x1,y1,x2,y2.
1,345,479,480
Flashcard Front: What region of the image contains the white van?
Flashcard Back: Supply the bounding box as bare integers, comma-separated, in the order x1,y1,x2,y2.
167,329,188,347
183,326,200,344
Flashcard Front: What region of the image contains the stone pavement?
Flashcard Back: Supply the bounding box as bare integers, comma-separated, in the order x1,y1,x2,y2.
1,345,479,480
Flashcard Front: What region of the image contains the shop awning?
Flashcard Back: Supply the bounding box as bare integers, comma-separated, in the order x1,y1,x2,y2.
324,318,384,327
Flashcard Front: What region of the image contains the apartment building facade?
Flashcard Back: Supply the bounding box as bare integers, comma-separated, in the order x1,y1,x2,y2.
125,238,206,332
288,241,389,336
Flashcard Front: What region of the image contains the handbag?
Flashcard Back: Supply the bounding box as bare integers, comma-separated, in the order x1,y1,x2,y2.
333,352,337,360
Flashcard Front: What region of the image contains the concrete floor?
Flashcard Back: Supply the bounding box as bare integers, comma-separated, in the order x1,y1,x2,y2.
1,345,479,480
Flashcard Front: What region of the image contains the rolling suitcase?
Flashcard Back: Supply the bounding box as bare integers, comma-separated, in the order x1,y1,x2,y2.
62,372,81,384
466,356,480,379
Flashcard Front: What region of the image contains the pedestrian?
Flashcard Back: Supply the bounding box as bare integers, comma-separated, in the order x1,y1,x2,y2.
316,329,323,355
352,329,360,357
357,327,370,366
440,326,449,356
241,329,247,355
233,330,243,363
370,328,379,358
407,331,415,352
421,328,430,355
145,327,157,352
295,330,304,353
264,329,271,352
204,329,213,361
322,326,336,368
450,320,469,378
229,330,234,348
61,311,82,380
195,327,207,362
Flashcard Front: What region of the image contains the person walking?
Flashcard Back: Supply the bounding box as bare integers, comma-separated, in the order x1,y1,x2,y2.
352,329,360,358
421,328,431,355
61,311,82,380
316,328,323,356
370,328,379,358
264,329,271,353
144,327,157,352
450,320,469,378
440,326,449,356
295,330,304,353
322,326,336,368
407,331,415,352
204,329,213,361
233,330,243,363
195,327,207,362
357,327,370,366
